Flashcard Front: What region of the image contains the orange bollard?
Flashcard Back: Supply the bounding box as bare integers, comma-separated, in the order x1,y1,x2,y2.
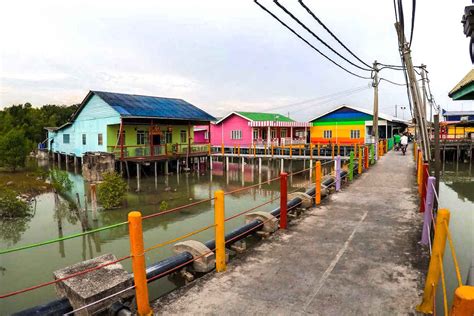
128,211,152,316
451,286,474,316
315,161,321,205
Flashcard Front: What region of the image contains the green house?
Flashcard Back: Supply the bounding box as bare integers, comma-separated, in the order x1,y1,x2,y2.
46,91,215,161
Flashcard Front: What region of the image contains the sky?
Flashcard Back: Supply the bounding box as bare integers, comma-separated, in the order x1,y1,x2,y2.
0,0,472,121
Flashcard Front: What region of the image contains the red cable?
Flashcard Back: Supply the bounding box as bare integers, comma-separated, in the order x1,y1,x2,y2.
0,255,131,299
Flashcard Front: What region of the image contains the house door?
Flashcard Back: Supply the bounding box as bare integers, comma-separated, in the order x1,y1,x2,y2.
261,129,267,140
153,135,161,145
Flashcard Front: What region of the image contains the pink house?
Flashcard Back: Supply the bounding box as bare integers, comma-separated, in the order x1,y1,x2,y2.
210,111,310,147
193,125,210,144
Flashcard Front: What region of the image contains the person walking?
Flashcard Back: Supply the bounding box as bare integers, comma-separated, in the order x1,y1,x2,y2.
400,133,409,155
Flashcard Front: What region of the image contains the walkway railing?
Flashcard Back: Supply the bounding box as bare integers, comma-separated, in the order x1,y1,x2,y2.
415,143,474,315
1,141,392,315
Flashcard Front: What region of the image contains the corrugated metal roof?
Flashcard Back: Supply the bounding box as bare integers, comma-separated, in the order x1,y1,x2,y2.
448,68,474,98
236,111,294,122
92,91,215,121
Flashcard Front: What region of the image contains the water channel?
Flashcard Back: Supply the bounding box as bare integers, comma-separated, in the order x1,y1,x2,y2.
1,156,472,314
1,158,317,314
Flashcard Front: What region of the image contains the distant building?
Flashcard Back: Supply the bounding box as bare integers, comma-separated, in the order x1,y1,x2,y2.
210,111,310,147
448,68,474,101
46,91,215,160
309,105,408,144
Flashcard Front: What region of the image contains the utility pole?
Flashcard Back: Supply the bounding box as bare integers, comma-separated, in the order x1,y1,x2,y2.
372,61,379,156
421,65,429,122
434,114,440,206
395,104,397,118
395,22,431,162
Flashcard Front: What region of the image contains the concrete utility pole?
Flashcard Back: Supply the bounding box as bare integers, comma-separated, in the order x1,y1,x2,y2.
395,22,431,162
420,65,429,122
372,61,379,148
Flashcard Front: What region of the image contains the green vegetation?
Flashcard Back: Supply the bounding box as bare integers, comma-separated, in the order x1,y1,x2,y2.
49,169,73,194
0,189,31,218
0,130,29,171
97,172,127,209
0,103,78,152
159,200,168,211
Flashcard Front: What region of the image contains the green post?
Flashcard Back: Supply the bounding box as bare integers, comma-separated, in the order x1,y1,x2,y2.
349,151,354,181
370,144,375,165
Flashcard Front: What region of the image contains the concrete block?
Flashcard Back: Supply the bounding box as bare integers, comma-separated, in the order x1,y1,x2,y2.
245,211,278,233
82,152,115,182
288,192,313,208
173,240,215,273
53,253,133,316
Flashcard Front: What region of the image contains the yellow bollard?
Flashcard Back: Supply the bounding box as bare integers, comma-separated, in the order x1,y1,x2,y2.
416,209,451,314
221,143,224,156
264,143,267,155
271,143,274,157
451,285,474,315
208,143,211,156
315,161,321,205
214,190,226,272
128,211,152,316
290,143,293,158
331,143,335,159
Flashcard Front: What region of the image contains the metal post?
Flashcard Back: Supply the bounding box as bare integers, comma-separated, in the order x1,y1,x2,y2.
214,190,226,272
372,61,379,156
128,211,152,316
136,163,140,192
335,155,341,191
280,159,284,173
315,161,321,205
280,172,288,229
226,156,229,171
434,114,440,205
421,176,435,245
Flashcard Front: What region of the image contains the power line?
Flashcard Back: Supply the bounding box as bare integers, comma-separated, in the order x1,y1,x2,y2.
297,0,372,69
254,0,372,80
292,85,371,115
273,0,372,72
409,0,416,47
379,78,406,86
260,85,369,112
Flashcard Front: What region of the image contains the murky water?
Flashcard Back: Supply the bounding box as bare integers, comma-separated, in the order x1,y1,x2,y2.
0,158,319,314
435,160,473,312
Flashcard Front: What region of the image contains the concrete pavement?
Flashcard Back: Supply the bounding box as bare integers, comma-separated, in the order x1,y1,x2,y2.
154,146,429,315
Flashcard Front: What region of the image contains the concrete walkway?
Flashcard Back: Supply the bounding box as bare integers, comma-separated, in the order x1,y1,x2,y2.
154,146,429,315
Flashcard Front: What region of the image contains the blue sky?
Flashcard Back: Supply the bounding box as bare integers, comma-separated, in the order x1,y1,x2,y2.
0,0,472,121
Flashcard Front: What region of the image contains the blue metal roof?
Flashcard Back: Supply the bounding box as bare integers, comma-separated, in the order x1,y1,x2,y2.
91,91,215,121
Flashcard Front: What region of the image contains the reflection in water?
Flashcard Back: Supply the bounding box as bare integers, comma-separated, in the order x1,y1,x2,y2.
1,158,317,314
435,160,473,312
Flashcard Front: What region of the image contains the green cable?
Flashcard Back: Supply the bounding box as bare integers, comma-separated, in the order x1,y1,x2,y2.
0,221,128,255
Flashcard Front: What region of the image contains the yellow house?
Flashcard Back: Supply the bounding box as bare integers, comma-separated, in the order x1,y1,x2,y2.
309,105,408,144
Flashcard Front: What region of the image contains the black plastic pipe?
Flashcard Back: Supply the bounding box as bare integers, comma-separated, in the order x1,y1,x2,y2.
15,168,350,315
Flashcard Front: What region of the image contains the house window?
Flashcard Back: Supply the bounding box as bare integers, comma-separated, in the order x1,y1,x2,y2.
350,130,360,139
231,130,242,140
323,130,332,139
281,129,287,138
204,130,209,140
252,128,259,140
271,129,276,139
98,133,103,145
63,134,70,144
165,131,173,144
117,130,126,145
180,130,187,143
137,130,148,145
295,130,305,138
82,134,87,145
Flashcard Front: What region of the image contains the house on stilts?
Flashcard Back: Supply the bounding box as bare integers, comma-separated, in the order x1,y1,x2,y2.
45,91,215,180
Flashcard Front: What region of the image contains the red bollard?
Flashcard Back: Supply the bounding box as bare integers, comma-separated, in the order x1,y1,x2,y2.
280,172,288,229
364,146,369,169
420,163,429,213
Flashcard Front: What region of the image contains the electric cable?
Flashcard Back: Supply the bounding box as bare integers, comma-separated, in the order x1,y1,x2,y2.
254,0,372,80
